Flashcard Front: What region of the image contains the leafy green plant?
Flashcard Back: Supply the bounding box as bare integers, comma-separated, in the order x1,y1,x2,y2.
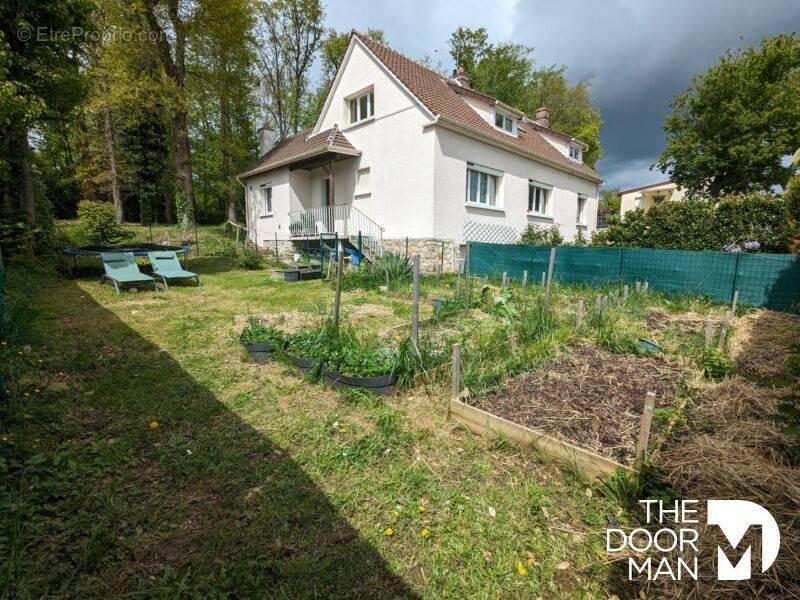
236,248,263,270
76,201,128,246
340,252,413,291
770,349,800,457
598,468,639,509
518,224,564,246
240,318,284,346
697,348,734,379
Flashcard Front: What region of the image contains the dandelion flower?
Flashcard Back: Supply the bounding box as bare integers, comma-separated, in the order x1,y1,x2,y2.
516,562,527,576
384,528,393,536
421,528,430,537
149,421,159,429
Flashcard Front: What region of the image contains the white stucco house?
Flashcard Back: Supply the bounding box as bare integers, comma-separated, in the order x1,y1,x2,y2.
238,31,603,269
618,180,686,218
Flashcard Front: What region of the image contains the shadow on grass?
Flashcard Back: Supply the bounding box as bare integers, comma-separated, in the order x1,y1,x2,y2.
4,274,417,598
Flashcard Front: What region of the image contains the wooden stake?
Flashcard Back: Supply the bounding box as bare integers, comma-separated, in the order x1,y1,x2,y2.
623,284,629,301
464,244,471,307
543,247,556,314
704,318,713,348
717,311,731,351
633,392,656,483
540,271,546,286
731,290,739,314
635,281,641,294
502,271,508,287
412,254,420,348
643,281,649,293
274,232,279,260
333,251,344,328
601,295,608,313
522,270,528,294
455,268,461,297
451,343,461,400
576,299,584,330
595,294,602,312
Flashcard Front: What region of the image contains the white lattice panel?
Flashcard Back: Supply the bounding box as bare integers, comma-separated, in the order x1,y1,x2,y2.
462,220,519,245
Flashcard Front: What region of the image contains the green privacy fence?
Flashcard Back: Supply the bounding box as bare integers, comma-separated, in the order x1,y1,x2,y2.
467,242,800,312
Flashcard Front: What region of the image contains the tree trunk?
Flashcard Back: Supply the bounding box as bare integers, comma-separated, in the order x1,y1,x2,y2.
102,107,124,223
20,129,35,256
171,110,196,228
219,85,237,223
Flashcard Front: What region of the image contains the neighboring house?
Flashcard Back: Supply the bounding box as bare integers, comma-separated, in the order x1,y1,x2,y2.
618,180,686,218
237,31,603,270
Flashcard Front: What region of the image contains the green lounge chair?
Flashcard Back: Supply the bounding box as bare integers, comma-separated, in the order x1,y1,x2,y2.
147,251,201,290
101,252,158,295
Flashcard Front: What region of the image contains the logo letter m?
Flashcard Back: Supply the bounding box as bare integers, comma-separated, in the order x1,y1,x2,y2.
707,500,780,581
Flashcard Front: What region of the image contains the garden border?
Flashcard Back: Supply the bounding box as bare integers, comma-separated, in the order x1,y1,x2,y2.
448,398,634,481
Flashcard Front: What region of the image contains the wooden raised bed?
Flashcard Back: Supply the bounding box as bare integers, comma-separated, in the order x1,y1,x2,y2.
449,398,638,482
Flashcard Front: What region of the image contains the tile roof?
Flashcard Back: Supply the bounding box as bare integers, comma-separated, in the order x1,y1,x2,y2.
353,31,602,183
616,180,675,196
238,126,358,178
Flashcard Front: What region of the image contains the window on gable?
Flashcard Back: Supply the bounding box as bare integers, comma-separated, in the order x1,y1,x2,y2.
349,90,374,124
494,111,514,133
568,146,582,161
261,185,273,215
528,183,551,215
466,165,499,207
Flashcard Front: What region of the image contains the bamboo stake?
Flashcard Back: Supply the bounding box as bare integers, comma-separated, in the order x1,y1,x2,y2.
543,247,556,314
731,290,739,314
717,311,731,351
704,318,713,348
333,251,344,328
576,299,584,330
451,343,461,400
634,392,656,485
412,254,420,348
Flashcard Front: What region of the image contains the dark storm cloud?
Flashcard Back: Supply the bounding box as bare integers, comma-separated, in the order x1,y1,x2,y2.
326,0,799,188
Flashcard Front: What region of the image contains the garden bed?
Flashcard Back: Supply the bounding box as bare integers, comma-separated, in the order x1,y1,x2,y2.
472,345,687,464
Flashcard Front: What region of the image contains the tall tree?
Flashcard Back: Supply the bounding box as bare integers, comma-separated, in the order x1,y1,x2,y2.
447,27,603,168
0,0,94,254
140,0,199,227
656,33,800,197
256,0,325,138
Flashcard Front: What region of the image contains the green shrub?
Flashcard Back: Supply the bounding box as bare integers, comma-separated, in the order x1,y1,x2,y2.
592,193,789,252
240,318,284,346
202,237,238,258
236,248,263,270
697,348,734,379
76,201,126,246
518,224,564,246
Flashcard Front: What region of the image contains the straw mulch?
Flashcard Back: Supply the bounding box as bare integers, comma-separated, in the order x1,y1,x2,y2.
652,377,799,597
730,310,800,379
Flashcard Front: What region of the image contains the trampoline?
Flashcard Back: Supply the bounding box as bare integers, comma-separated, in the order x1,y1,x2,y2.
64,243,191,274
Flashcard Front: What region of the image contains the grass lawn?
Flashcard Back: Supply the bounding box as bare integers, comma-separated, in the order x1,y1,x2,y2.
2,224,795,598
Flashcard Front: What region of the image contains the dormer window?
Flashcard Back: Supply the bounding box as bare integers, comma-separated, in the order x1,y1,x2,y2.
494,110,516,134
568,145,582,161
349,89,374,124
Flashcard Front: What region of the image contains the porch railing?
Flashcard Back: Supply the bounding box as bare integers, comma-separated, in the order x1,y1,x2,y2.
288,203,384,260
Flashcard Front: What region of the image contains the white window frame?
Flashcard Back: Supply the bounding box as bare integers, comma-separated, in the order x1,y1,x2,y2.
576,194,588,225
348,89,374,124
568,145,582,161
465,163,502,208
493,110,516,134
528,181,552,216
355,166,371,197
260,184,273,216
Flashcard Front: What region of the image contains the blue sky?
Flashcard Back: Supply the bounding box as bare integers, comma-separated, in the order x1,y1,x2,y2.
322,0,800,190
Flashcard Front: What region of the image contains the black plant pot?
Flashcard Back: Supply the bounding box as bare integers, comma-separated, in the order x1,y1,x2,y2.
322,368,397,395
283,343,315,373
284,270,301,282
243,342,276,364
299,269,322,281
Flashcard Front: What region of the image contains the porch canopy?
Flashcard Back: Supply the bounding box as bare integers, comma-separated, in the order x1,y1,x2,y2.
237,125,360,179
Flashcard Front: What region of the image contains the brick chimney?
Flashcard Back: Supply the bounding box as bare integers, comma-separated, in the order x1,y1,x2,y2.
533,106,550,129
453,65,470,88
258,121,275,156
